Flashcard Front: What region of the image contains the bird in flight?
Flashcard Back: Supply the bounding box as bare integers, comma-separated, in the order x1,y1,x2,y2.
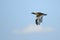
32,12,47,25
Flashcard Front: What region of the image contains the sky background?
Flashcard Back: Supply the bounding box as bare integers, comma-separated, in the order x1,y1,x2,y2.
0,0,60,40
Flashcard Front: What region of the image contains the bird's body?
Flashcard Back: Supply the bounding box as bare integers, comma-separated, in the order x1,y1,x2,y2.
32,12,47,25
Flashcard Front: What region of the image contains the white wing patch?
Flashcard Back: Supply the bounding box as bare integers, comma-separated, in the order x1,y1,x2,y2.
36,15,43,25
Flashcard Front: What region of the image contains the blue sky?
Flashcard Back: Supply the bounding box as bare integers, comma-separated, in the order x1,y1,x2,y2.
0,0,60,40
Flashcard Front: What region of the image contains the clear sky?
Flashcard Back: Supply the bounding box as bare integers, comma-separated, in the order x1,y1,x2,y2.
0,0,60,40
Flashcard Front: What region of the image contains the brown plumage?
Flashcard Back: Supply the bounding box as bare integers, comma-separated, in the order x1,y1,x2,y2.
32,12,47,17
32,12,47,25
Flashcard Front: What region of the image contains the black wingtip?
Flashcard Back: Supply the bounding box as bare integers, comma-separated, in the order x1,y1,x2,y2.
44,14,47,16
32,12,35,14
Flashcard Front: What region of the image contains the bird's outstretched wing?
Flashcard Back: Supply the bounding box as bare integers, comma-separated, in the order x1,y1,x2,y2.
32,12,38,15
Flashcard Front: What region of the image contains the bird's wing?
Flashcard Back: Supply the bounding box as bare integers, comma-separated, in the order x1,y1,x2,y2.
36,15,43,23
40,15,43,22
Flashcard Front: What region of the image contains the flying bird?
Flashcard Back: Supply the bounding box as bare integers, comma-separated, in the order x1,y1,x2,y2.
32,12,47,25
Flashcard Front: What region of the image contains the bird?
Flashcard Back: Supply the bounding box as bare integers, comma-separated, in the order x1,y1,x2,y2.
32,12,47,25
